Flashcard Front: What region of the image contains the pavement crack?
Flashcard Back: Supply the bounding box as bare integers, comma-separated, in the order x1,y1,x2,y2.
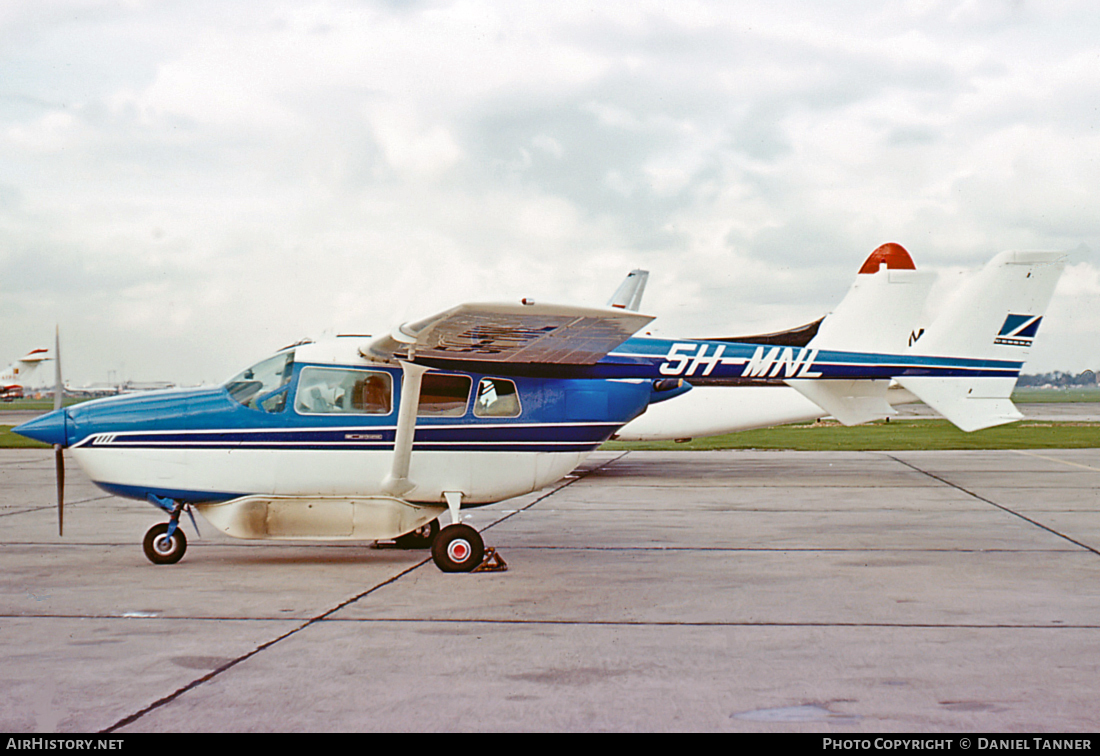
480,451,630,534
0,495,114,518
99,557,432,733
885,453,1100,558
100,453,634,732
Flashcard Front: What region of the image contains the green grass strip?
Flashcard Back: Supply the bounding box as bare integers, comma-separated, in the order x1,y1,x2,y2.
603,419,1100,452
0,426,51,449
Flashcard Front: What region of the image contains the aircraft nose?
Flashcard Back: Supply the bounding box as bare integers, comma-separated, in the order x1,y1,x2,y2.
13,409,69,447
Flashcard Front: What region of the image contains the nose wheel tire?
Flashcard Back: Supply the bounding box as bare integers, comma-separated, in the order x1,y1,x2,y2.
143,523,187,565
431,524,484,572
394,518,440,550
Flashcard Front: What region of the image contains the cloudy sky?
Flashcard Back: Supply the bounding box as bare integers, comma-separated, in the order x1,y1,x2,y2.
2,0,1098,386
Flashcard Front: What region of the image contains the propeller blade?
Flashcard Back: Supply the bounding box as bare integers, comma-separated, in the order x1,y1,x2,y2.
55,444,65,537
53,326,62,412
53,326,64,536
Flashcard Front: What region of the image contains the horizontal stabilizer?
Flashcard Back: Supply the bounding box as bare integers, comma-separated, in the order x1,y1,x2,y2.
896,376,1022,432
365,302,654,366
18,349,50,365
786,379,895,426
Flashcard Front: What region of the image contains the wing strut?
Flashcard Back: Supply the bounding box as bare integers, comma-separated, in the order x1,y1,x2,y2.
382,361,428,498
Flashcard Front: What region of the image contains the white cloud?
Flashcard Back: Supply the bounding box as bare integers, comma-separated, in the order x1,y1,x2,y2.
1,0,1097,384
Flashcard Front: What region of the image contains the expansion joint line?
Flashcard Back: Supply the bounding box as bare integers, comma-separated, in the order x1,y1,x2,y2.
479,450,631,534
885,453,1100,558
99,558,428,733
100,451,632,733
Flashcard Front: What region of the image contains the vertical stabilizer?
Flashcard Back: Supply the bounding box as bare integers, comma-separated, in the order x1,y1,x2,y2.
1,348,49,387
896,250,1066,431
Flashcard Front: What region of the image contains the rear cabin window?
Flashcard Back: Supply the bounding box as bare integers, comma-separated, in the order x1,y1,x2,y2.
474,378,521,418
418,374,471,417
294,367,393,415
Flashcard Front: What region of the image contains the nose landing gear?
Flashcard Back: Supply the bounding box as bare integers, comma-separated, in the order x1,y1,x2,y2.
143,494,198,565
143,522,187,565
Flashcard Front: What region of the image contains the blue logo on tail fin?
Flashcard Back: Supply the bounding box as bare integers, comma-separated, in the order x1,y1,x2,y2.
995,314,1042,347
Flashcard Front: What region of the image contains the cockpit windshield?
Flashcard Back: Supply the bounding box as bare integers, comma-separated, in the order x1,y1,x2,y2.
224,351,295,412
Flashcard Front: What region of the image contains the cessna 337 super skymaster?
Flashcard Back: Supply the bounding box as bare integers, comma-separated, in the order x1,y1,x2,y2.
14,247,1065,572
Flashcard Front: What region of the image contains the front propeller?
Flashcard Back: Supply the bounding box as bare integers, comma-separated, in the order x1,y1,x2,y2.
53,326,64,536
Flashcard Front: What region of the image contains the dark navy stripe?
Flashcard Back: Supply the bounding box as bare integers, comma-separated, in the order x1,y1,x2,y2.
85,442,601,453
76,422,617,450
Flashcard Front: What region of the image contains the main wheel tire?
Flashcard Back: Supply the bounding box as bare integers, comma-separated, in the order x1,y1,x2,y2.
431,524,484,573
394,518,440,550
143,523,187,565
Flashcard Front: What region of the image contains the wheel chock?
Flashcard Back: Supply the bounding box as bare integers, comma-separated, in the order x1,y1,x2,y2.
472,547,508,573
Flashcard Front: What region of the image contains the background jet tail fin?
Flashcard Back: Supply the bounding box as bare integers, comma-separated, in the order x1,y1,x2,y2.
2,348,50,384
18,348,50,366
809,243,936,354
607,269,649,311
898,250,1066,432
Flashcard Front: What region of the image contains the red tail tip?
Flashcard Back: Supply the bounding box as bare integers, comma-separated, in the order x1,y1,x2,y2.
858,243,916,274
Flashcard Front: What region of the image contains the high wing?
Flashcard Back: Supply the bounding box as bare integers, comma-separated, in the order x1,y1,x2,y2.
364,301,655,367
362,300,654,504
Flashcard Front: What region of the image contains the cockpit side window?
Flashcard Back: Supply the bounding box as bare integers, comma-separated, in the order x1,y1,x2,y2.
225,351,295,413
294,367,393,415
474,378,521,418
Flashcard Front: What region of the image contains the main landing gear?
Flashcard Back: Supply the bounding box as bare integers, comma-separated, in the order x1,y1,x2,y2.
432,523,484,572
430,492,507,573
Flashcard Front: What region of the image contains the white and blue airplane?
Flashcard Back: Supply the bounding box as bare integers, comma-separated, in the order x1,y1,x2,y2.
14,247,1065,572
